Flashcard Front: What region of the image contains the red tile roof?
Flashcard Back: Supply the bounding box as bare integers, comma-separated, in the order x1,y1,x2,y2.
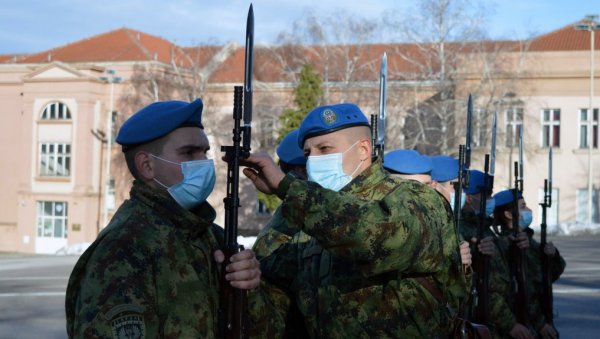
0,22,597,82
529,21,600,52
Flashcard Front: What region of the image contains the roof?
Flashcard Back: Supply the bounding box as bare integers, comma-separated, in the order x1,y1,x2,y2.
0,22,597,82
529,20,600,52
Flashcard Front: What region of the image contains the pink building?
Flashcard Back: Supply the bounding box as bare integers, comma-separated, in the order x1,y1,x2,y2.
0,24,598,254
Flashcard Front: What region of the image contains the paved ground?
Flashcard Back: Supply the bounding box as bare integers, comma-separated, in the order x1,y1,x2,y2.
0,235,598,338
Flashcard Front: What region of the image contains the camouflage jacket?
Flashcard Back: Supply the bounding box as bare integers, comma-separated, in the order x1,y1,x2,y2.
65,180,223,338
459,212,516,338
260,160,450,338
249,206,311,339
498,228,566,333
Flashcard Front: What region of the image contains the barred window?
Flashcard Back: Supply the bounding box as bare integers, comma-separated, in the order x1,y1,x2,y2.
41,102,71,120
40,143,71,177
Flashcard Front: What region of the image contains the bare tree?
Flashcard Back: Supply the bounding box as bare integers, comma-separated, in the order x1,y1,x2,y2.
384,0,529,156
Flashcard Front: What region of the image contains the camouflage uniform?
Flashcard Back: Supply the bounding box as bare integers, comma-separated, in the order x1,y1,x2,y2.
523,229,566,332
497,228,566,335
65,180,223,338
459,211,516,338
249,206,311,339
259,160,450,338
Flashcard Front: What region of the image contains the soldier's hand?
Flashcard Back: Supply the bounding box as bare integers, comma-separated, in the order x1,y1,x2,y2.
239,153,285,195
544,242,557,256
460,241,472,266
514,231,530,249
540,323,558,339
214,249,261,290
472,236,496,257
509,323,535,339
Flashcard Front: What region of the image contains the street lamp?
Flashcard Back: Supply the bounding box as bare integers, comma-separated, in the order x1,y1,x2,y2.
575,16,600,225
99,69,122,229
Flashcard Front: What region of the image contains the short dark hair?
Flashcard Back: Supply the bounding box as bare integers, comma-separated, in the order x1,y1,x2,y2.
123,137,167,180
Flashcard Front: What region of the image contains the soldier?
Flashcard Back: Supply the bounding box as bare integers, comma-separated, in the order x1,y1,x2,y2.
250,129,310,338
383,149,433,184
430,155,472,269
242,103,451,337
459,170,531,338
493,190,566,339
65,99,261,338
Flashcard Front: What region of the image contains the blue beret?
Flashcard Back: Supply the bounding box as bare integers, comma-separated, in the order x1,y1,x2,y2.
277,129,306,166
297,103,369,147
116,99,204,149
430,155,459,182
493,189,523,208
383,149,432,174
463,169,495,195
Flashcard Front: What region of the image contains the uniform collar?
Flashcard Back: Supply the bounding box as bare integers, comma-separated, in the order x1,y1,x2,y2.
130,180,217,238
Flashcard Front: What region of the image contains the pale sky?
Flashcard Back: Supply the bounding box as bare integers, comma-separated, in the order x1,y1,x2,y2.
1,0,599,54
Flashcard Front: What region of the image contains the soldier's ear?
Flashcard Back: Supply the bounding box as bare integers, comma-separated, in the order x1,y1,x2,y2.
503,210,513,221
135,151,155,181
358,138,371,161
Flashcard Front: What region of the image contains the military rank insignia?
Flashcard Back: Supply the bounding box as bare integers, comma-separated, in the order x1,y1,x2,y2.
104,304,146,339
321,108,337,125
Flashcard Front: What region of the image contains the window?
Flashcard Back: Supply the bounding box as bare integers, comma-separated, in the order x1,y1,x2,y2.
579,108,599,149
473,108,485,148
537,188,559,226
40,143,71,176
576,188,599,223
541,109,560,147
505,107,523,147
36,201,68,238
41,102,71,120
106,177,116,211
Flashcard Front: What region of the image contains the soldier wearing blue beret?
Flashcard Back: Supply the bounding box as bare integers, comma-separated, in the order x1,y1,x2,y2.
244,103,456,337
491,189,565,338
383,149,433,184
66,99,260,338
276,129,307,178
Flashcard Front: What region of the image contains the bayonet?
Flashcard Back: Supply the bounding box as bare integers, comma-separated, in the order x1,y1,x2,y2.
548,147,553,206
242,4,254,157
378,52,387,156
465,94,473,169
490,111,497,182
518,126,524,192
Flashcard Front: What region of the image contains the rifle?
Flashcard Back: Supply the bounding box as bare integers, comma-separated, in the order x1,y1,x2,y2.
511,126,533,331
218,4,253,339
540,147,557,335
371,52,387,161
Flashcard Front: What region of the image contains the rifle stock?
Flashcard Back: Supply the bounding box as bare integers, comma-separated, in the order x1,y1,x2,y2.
218,5,253,338
219,87,248,339
473,155,491,325
511,161,532,331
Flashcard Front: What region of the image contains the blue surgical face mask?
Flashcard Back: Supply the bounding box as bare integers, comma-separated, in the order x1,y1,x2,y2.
152,155,216,210
519,210,533,228
450,192,467,212
306,141,363,192
474,197,495,217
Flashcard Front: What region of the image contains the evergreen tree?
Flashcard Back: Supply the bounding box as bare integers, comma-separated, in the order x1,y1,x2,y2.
258,64,323,212
277,64,323,142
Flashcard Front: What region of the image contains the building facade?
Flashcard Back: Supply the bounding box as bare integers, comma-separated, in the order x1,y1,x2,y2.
0,25,598,254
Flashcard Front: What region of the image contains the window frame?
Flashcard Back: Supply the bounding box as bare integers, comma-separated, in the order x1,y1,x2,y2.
36,201,68,239
39,142,71,177
41,102,72,120
541,108,561,148
578,108,599,149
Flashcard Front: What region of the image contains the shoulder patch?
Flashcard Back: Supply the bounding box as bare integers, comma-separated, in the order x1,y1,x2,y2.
104,304,146,339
